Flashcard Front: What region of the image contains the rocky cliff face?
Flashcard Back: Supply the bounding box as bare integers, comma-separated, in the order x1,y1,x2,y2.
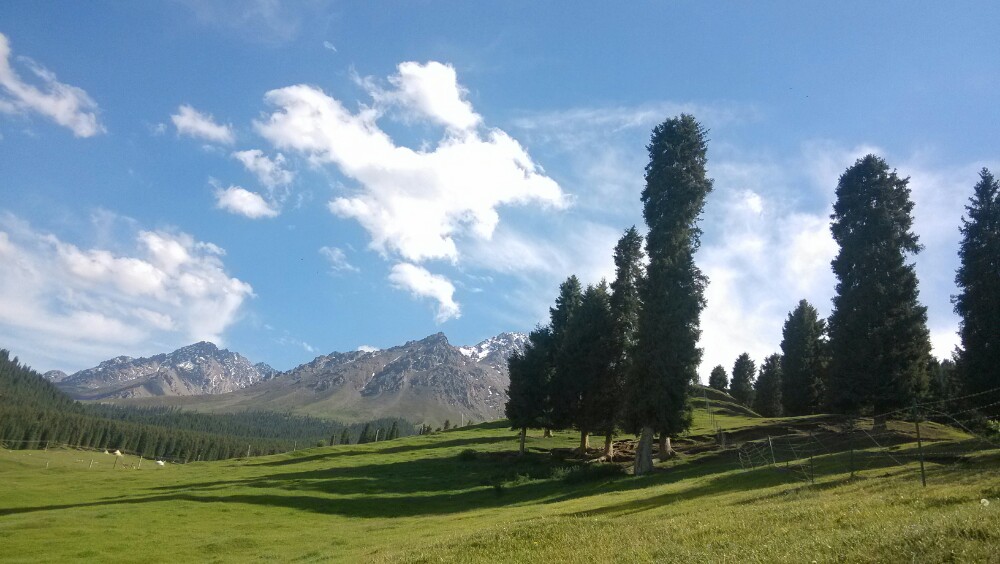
53,342,276,399
275,332,526,422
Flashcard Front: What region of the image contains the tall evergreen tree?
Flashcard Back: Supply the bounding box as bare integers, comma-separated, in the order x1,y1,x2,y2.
953,168,1000,397
827,155,931,427
626,115,713,474
753,354,783,417
780,299,829,415
504,326,553,454
730,353,756,407
708,365,728,392
548,275,584,430
606,226,645,459
339,428,352,445
562,282,618,453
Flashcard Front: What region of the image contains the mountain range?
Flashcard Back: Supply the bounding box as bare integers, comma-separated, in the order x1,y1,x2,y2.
47,332,527,426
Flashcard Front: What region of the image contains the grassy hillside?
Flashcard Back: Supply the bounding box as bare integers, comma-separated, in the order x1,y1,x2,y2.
1,400,997,563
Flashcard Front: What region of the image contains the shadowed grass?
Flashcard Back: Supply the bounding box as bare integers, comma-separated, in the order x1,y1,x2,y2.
0,414,997,563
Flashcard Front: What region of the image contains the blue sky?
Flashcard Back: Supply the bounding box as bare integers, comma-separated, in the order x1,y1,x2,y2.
1,2,998,376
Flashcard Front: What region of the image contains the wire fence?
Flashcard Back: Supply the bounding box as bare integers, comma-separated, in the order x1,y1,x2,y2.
733,386,1000,487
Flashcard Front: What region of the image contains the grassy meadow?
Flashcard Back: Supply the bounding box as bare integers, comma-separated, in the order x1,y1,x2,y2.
1,400,998,563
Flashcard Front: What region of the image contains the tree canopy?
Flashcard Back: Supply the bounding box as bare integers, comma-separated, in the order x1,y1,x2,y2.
953,168,1000,397
626,114,712,474
730,353,756,407
780,299,828,415
827,155,931,421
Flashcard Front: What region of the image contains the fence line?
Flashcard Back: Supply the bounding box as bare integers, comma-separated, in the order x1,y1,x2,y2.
732,391,999,487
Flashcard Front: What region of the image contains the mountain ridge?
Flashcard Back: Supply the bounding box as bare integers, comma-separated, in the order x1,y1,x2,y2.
51,332,528,426
53,341,277,399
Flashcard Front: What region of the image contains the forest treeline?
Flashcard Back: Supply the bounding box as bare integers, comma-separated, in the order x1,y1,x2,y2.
0,350,414,461
506,115,1000,474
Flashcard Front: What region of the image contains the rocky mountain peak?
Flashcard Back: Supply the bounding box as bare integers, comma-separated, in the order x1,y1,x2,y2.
55,341,275,400
459,332,528,364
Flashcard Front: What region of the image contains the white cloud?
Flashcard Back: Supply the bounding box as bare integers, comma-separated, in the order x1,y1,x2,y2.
232,149,294,189
388,263,460,323
369,61,482,131
0,213,253,371
255,67,568,265
214,185,279,218
171,104,235,144
0,32,104,137
318,245,358,273
323,41,337,53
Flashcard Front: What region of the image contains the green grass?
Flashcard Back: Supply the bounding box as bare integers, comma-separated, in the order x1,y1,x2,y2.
1,409,997,563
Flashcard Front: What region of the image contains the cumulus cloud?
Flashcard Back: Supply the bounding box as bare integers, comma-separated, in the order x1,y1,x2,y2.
318,245,358,273
0,32,104,137
214,185,279,218
0,213,253,371
368,61,482,131
171,104,235,144
232,149,294,189
388,263,460,322
255,65,567,265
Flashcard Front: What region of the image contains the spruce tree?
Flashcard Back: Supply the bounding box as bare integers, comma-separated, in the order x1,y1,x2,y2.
606,226,645,459
505,326,553,454
828,155,931,427
780,299,828,415
730,353,756,407
563,282,618,453
339,428,351,445
953,168,1000,397
548,275,584,430
626,115,713,474
753,354,783,417
708,365,728,392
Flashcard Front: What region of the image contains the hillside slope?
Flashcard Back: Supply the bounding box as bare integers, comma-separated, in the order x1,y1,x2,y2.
1,402,997,563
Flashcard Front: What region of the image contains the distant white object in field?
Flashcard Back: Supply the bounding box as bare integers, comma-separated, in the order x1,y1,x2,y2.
155,460,165,466
103,449,109,454
982,499,990,508
112,450,122,456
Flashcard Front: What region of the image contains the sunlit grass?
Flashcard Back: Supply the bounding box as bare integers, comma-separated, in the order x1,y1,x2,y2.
1,411,997,563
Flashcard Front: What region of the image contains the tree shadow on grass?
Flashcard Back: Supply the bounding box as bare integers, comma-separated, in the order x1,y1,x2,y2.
0,472,576,519
252,436,515,467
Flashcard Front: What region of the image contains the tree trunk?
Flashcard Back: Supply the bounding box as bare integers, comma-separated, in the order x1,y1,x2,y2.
518,427,526,455
872,413,888,432
604,433,614,461
543,428,552,438
579,430,590,453
634,426,654,475
658,433,675,462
